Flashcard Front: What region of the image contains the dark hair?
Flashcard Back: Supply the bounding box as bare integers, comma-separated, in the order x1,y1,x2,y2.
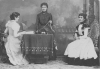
76,13,89,30
41,2,48,8
10,12,20,20
78,13,87,20
78,13,87,24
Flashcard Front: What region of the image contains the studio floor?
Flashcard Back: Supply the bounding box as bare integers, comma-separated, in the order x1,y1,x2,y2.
0,60,99,69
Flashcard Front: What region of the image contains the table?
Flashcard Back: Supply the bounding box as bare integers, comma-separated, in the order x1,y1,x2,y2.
21,34,54,56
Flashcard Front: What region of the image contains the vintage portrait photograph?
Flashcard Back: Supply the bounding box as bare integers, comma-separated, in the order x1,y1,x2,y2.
0,0,99,69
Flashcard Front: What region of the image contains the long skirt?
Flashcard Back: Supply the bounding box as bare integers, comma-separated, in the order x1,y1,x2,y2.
64,37,98,66
5,35,29,65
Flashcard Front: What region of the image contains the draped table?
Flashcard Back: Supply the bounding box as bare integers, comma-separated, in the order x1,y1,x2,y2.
21,34,54,63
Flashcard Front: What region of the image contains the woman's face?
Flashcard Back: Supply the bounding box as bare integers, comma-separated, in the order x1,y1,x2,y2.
78,16,85,23
41,5,47,12
15,16,19,22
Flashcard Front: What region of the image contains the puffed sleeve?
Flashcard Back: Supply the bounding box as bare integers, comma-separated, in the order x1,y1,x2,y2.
5,21,10,27
11,22,20,32
4,21,9,34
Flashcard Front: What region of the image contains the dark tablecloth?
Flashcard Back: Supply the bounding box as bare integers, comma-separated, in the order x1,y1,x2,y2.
21,34,53,56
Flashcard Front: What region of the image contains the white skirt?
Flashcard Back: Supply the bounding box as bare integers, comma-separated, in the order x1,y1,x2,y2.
5,35,29,65
64,37,98,60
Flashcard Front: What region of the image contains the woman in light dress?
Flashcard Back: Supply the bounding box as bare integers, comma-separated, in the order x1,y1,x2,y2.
64,13,98,66
4,12,34,65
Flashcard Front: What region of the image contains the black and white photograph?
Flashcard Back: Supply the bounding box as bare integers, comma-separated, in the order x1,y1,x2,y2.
0,0,100,69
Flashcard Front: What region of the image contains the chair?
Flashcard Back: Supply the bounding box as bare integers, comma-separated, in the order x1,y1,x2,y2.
88,19,99,52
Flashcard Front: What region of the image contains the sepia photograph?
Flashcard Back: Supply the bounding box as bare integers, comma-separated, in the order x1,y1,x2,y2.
0,0,100,69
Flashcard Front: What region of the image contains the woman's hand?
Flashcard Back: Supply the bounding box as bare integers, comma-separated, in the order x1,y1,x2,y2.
19,31,26,35
24,31,35,34
18,31,34,37
22,31,26,34
49,20,52,24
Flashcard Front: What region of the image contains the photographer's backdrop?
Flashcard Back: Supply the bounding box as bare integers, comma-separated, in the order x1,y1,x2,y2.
0,0,99,55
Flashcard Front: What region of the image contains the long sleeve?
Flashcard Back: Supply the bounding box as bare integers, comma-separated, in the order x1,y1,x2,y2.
4,27,8,34
74,30,79,39
11,23,20,37
11,22,26,37
49,13,53,26
36,14,39,31
4,21,9,34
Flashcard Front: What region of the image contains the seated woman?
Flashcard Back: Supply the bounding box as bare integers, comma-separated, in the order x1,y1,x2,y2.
64,13,98,66
4,12,34,65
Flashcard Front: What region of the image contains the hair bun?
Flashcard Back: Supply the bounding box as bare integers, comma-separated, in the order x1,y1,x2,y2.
41,2,48,8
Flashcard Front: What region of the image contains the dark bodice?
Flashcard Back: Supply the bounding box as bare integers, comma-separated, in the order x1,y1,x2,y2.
75,22,89,36
37,12,52,25
36,11,53,34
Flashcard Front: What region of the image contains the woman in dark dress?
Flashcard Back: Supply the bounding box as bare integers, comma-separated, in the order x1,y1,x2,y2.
35,2,57,60
36,2,53,34
64,13,98,66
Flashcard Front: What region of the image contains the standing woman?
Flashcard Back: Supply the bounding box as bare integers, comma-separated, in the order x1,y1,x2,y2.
36,2,57,60
36,2,53,34
64,13,98,66
4,12,34,65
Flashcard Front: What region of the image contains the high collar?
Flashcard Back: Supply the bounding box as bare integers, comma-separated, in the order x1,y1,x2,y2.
41,11,47,14
10,20,16,22
10,20,18,24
